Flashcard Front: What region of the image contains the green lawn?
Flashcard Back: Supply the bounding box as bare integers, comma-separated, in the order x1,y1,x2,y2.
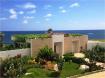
21,62,84,78
60,62,84,78
21,68,52,78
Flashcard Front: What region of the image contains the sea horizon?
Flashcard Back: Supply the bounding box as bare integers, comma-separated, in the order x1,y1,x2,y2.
1,30,105,44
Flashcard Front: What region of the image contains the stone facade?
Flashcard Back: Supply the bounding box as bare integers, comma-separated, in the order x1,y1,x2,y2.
30,34,88,57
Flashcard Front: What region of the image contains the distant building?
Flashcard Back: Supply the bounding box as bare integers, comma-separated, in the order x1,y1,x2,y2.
28,33,88,57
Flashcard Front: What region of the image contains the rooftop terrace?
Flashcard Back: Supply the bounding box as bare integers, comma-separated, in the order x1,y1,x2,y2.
11,33,84,42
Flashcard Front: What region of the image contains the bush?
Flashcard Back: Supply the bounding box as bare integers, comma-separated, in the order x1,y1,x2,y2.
72,58,86,64
57,57,64,71
36,46,59,62
63,53,74,62
48,71,60,77
85,45,105,63
0,55,32,77
87,63,103,72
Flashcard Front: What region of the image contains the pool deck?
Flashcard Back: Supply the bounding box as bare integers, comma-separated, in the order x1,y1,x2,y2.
78,71,105,78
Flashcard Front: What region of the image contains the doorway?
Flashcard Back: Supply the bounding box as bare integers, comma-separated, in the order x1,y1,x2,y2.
72,41,79,52
54,42,62,55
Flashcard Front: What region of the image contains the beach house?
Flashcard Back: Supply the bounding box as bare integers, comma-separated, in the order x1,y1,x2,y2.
29,33,88,56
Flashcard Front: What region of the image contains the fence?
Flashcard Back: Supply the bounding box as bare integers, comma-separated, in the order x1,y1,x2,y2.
87,41,105,50
0,48,30,60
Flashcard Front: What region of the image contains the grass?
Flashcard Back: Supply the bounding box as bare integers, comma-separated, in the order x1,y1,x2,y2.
69,34,83,37
21,68,52,78
21,62,84,78
60,62,84,78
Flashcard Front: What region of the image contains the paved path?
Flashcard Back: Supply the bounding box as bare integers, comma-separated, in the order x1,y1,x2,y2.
78,71,105,78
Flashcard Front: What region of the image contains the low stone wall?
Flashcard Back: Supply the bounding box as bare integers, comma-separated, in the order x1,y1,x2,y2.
0,48,31,60
87,41,105,50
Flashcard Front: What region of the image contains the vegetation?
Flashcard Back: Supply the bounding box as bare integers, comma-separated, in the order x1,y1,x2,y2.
47,28,53,34
0,32,4,48
60,62,84,78
21,62,83,78
64,33,83,37
0,43,30,51
11,34,49,42
63,53,74,62
36,46,59,62
90,39,105,42
1,45,105,78
11,34,49,50
0,55,33,77
85,45,105,62
12,33,83,42
21,68,51,78
63,53,86,64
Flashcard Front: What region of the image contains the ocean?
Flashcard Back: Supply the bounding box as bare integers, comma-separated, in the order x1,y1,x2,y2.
1,30,105,44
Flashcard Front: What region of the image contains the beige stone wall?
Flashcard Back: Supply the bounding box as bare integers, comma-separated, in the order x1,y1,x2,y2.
31,35,88,57
64,37,73,54
31,38,52,57
64,35,88,54
79,35,88,50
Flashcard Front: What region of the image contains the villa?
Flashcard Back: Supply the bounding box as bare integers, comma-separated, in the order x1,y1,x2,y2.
28,33,88,57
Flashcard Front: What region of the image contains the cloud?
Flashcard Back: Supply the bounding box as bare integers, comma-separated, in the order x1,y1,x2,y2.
23,20,28,24
35,21,40,23
27,9,36,14
10,14,17,19
19,11,24,15
44,5,52,9
0,17,7,20
70,3,80,8
61,9,66,13
9,9,17,14
45,18,50,21
19,2,36,9
24,16,35,19
59,6,64,9
45,13,52,17
9,9,17,19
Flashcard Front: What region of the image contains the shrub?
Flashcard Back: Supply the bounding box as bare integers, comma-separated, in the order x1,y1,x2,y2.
48,71,60,77
0,55,32,77
63,53,74,62
36,46,59,62
87,63,103,72
57,57,64,71
72,58,86,64
85,45,105,63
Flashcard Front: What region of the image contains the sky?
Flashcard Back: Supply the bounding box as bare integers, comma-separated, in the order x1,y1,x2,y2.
0,0,105,31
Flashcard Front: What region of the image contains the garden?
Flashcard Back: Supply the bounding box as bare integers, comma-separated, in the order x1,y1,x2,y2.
0,45,105,78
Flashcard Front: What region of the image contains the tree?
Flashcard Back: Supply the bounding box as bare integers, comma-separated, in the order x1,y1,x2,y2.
47,28,53,34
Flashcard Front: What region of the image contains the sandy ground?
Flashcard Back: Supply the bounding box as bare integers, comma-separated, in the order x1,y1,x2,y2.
78,71,105,78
